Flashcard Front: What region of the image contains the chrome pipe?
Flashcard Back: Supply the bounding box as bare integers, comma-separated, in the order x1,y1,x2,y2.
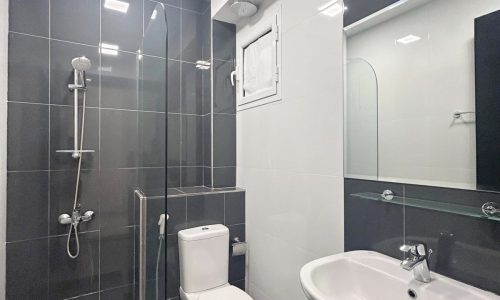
135,189,147,300
73,69,79,159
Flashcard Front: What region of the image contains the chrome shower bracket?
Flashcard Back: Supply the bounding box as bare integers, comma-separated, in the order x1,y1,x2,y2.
56,69,95,159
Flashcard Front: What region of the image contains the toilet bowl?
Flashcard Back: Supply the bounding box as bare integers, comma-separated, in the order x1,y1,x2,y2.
178,224,253,300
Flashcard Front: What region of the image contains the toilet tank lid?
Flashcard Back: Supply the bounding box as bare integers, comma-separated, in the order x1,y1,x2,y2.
178,224,229,241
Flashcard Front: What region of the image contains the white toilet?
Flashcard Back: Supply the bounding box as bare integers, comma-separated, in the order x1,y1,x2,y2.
178,224,253,300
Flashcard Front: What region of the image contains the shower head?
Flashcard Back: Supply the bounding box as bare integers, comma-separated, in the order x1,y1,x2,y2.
71,56,91,71
231,0,258,17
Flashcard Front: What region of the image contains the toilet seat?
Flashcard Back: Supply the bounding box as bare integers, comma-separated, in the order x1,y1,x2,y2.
198,285,253,300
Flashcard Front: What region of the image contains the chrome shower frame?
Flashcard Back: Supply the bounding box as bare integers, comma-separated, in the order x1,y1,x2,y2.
57,59,94,159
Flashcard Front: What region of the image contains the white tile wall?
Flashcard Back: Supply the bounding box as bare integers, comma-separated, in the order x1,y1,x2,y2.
236,1,345,299
0,0,7,297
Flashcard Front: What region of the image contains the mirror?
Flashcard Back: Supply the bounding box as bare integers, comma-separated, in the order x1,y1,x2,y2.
343,0,500,191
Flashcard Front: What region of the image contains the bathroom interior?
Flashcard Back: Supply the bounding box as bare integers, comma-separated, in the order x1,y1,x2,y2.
0,0,499,299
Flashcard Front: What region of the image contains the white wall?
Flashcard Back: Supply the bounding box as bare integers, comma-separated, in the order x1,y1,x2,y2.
236,1,345,299
0,0,7,297
347,0,499,189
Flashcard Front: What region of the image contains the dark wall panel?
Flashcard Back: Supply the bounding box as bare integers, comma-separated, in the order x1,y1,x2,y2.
475,10,500,191
343,0,399,26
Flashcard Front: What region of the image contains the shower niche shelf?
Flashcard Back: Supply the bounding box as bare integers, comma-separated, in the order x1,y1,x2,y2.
350,192,500,222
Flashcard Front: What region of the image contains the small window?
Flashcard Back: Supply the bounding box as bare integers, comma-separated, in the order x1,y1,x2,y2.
236,9,282,110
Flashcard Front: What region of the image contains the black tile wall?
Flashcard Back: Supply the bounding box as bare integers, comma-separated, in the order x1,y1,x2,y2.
181,9,206,63
140,111,166,168
49,169,100,235
213,21,236,62
8,0,241,299
345,178,500,295
181,62,203,115
187,193,225,227
7,172,49,241
181,166,204,187
101,0,143,53
101,51,140,110
48,232,100,299
213,167,237,188
99,169,138,228
50,40,100,107
6,238,49,299
344,179,404,259
8,33,49,103
165,190,247,299
100,109,139,168
213,60,236,114
100,227,135,290
100,285,135,300
213,114,236,167
7,0,169,299
142,55,168,112
9,0,50,37
166,60,181,113
168,113,181,166
7,102,49,171
50,106,99,170
181,115,203,166
164,3,212,190
51,0,100,46
208,20,237,188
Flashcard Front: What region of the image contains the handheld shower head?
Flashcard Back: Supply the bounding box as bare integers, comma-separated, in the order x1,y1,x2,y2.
71,56,91,72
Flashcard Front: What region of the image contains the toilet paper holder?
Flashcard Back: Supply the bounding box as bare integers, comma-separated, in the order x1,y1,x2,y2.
231,237,247,257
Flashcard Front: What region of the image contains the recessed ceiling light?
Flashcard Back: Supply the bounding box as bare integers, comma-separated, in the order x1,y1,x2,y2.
196,60,211,70
100,42,119,50
100,48,118,56
322,3,343,17
104,0,130,14
318,0,345,17
100,43,119,56
396,34,421,45
318,0,338,11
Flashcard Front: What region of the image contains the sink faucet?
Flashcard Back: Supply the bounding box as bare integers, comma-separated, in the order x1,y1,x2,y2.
399,242,432,283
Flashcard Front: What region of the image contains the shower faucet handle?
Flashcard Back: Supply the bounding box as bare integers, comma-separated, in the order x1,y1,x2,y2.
81,211,94,222
58,214,72,225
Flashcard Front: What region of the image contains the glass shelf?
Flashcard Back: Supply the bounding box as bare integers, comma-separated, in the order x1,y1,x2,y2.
350,192,500,222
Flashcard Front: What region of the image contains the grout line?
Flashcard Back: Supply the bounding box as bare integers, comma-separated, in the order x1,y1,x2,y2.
210,17,214,188
47,1,52,298
63,290,100,300
213,58,234,63
98,1,102,298
179,3,183,187
9,31,210,64
6,100,167,114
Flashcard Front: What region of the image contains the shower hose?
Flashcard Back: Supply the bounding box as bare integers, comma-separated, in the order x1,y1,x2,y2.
67,89,87,259
156,233,165,300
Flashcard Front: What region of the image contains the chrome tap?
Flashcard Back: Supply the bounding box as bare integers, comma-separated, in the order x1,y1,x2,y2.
400,242,432,283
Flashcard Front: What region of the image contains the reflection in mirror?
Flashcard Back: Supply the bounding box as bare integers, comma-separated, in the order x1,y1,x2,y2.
344,0,500,191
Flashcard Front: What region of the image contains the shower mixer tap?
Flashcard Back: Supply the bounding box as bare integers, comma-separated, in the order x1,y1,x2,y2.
58,206,95,226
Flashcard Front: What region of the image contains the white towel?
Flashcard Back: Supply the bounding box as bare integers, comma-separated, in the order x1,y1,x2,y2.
243,31,274,96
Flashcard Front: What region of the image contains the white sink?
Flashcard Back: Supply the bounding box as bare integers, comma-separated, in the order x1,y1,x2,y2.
300,251,499,300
